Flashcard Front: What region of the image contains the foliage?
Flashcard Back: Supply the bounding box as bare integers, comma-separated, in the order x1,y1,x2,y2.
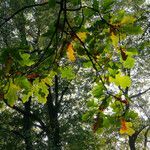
0,0,149,149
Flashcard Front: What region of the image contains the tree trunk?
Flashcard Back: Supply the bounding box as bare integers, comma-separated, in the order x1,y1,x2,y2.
23,99,33,150
50,113,61,150
46,88,61,150
129,135,137,150
47,115,61,150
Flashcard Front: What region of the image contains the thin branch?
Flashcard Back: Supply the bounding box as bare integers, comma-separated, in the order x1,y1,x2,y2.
134,102,150,121
4,100,47,131
55,75,59,106
0,2,48,28
130,87,150,98
65,18,98,71
27,1,63,73
144,126,150,149
136,125,149,136
59,86,69,104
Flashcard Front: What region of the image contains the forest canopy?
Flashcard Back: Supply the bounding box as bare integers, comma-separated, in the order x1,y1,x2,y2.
0,0,150,150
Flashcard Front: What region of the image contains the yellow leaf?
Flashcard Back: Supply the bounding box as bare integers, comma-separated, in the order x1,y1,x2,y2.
126,122,132,127
76,32,87,42
127,128,135,136
67,43,76,62
120,119,135,136
120,128,126,134
121,16,136,25
110,32,119,48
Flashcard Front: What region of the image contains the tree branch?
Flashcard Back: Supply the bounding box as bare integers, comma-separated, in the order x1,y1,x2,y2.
144,126,150,149
0,2,48,28
4,100,47,131
130,87,150,98
136,125,149,137
27,1,63,73
55,75,59,106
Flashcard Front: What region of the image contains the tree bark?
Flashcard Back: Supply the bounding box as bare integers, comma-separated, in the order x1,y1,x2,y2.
129,135,136,150
46,87,61,150
144,126,150,149
23,99,33,150
129,125,149,150
47,113,61,150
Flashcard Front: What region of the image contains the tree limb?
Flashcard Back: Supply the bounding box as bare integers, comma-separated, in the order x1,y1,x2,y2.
55,75,59,106
4,100,47,131
144,126,150,149
0,2,48,28
130,87,150,98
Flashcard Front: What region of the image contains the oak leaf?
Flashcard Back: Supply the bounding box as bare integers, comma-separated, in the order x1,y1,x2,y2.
120,119,135,136
67,43,76,62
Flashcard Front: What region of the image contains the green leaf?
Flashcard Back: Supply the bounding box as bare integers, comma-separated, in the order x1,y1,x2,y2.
111,101,123,114
110,73,131,89
108,68,117,76
117,75,131,89
92,83,104,98
125,110,138,119
22,92,32,103
87,99,94,107
103,117,110,128
19,53,34,66
123,57,135,69
83,9,94,19
87,99,98,108
83,61,93,68
15,76,31,90
60,67,75,80
33,79,49,104
121,25,143,35
42,71,56,86
96,128,103,134
127,48,138,56
4,81,20,106
107,116,116,125
101,0,115,12
82,112,90,121
48,0,56,8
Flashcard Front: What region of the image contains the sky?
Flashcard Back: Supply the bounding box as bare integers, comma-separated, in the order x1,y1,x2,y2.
146,0,150,3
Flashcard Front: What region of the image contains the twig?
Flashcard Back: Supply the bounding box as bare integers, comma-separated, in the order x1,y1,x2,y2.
0,2,48,28
130,87,150,98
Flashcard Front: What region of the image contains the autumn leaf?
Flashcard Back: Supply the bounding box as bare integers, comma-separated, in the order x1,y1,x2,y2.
66,43,76,62
120,47,128,60
76,32,87,42
120,16,136,25
110,32,119,48
120,119,135,136
26,73,40,79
